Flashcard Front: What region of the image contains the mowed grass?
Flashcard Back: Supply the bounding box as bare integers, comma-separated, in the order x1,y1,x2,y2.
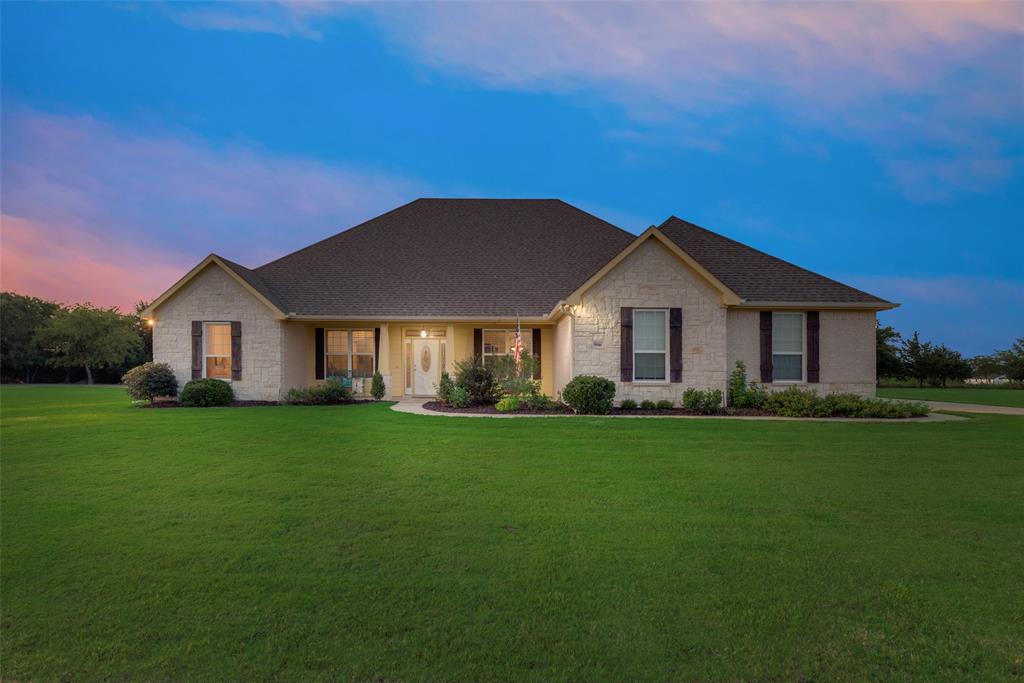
877,386,1024,408
2,387,1023,682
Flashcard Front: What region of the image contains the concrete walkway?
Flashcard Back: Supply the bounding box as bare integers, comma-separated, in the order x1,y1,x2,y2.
390,398,965,423
919,400,1024,416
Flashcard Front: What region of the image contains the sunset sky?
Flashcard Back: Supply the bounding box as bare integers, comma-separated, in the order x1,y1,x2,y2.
2,2,1021,355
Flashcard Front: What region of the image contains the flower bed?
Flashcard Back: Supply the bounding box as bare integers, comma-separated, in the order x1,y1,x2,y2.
424,400,572,415
143,398,376,409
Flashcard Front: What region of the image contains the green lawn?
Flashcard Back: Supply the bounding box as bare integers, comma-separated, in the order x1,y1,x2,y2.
877,386,1024,408
2,386,1023,681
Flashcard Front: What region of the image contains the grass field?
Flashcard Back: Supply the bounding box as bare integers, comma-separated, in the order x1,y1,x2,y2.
2,386,1022,681
877,387,1024,408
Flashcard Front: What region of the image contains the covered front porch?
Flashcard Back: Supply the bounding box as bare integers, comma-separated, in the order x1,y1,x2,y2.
280,320,556,400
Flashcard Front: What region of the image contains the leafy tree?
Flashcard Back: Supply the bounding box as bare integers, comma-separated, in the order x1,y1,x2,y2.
932,345,972,387
997,337,1024,382
899,332,939,388
876,323,904,379
969,354,1004,381
34,304,142,384
132,300,154,364
0,292,60,382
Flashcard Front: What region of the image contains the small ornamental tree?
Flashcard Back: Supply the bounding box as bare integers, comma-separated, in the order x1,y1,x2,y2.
122,362,178,402
371,371,386,400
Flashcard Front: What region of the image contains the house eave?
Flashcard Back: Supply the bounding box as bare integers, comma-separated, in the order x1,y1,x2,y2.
729,300,900,311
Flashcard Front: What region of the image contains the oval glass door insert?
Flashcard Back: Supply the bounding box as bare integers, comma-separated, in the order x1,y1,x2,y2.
420,345,432,372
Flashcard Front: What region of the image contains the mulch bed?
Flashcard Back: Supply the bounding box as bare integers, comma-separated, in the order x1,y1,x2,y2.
422,401,770,417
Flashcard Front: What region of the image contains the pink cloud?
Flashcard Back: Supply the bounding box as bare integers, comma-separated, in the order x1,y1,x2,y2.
1,108,426,306
0,214,188,311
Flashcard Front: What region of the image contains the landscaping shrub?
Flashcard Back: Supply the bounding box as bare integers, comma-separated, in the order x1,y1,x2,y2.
728,361,767,408
761,387,930,418
561,375,616,415
495,396,521,412
447,386,471,408
490,354,539,397
620,399,637,410
436,370,455,405
122,362,178,402
656,400,674,410
640,400,657,410
524,393,555,411
180,378,234,407
284,379,352,406
371,371,386,400
454,358,497,404
682,388,723,414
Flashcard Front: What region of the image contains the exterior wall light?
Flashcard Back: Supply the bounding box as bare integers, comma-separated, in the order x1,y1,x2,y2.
420,329,427,338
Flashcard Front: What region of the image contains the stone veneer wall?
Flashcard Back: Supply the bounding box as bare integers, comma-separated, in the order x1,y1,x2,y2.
726,309,877,396
572,238,728,404
152,264,284,401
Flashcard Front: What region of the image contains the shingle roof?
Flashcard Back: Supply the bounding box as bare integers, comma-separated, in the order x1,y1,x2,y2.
217,256,288,314
253,199,635,317
658,216,889,304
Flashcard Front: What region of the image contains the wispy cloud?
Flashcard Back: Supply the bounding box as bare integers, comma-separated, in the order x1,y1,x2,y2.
170,2,1023,203
0,108,424,309
165,1,344,40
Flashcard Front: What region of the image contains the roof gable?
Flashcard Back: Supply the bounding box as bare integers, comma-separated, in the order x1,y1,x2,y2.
658,217,892,307
142,255,287,319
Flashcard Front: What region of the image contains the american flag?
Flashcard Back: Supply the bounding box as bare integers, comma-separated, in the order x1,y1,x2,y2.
513,314,523,374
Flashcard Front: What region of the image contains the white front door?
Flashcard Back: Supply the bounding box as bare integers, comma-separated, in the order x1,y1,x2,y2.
413,338,439,395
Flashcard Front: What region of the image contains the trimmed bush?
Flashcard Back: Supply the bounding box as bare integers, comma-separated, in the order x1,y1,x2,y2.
495,396,521,412
122,362,178,402
371,371,386,400
728,361,768,408
682,388,723,414
761,387,930,418
640,400,657,410
619,399,637,410
656,400,674,410
448,386,471,408
561,375,616,415
436,371,455,405
180,378,234,407
454,358,497,405
284,379,352,405
524,393,555,411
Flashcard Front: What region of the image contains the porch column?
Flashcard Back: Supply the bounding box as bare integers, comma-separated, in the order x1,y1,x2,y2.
446,324,455,374
378,323,392,397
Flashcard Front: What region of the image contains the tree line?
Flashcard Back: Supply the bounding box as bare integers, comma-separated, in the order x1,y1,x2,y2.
1,292,152,384
877,324,1024,387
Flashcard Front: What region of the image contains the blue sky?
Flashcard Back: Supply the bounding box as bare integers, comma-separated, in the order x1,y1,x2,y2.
1,1,1021,355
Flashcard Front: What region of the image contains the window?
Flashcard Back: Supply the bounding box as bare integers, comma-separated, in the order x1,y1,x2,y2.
633,309,667,381
772,312,803,382
325,329,375,379
482,329,532,367
204,323,232,380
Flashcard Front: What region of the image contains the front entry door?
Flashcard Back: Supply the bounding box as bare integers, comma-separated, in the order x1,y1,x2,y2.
413,338,439,395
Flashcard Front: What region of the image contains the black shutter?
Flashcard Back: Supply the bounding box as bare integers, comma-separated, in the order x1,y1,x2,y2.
191,321,203,379
532,328,542,379
315,327,325,380
374,327,381,373
473,328,483,364
807,312,820,383
230,321,242,381
759,311,773,383
669,308,683,383
620,307,633,382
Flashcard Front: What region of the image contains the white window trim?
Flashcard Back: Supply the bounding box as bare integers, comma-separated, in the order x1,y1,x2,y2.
203,321,233,382
633,308,669,384
324,328,376,379
482,328,532,364
771,311,805,384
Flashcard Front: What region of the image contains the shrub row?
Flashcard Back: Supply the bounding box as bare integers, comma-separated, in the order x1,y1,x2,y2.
763,387,929,418
284,379,353,405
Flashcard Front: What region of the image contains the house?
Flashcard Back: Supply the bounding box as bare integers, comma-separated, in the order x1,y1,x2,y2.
142,199,896,403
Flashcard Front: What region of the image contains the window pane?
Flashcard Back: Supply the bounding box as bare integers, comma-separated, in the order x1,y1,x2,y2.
634,310,666,351
206,356,231,379
326,354,349,378
772,313,803,353
773,354,803,381
352,354,374,378
634,352,666,381
352,330,374,354
206,324,231,356
521,330,532,355
326,330,349,354
483,330,507,355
